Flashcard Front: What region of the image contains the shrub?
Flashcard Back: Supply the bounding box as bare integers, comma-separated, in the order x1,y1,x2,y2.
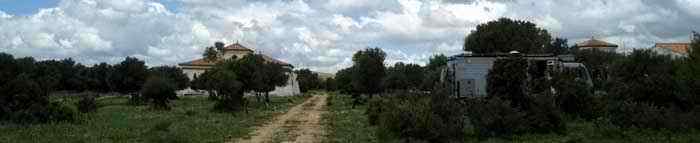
76,94,98,113
465,95,565,138
552,74,597,119
368,90,465,142
141,76,178,110
465,98,527,137
1,74,76,123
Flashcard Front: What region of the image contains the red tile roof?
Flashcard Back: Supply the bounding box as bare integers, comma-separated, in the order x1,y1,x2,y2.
655,43,690,55
576,38,618,48
223,43,253,52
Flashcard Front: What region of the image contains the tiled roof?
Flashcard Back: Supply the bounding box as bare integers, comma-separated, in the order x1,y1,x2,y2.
223,43,253,52
576,38,618,48
655,43,690,55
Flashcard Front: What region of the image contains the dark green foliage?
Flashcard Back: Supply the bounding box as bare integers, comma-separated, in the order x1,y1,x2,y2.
676,32,700,105
114,57,148,94
421,54,447,91
149,66,190,90
609,50,685,108
552,74,597,119
384,62,423,91
464,18,552,54
203,46,219,62
295,69,321,93
231,54,290,103
606,101,700,130
202,59,246,111
546,38,572,55
323,77,337,91
350,48,386,98
141,76,178,110
367,88,465,142
465,95,565,138
76,94,98,113
334,67,354,94
487,56,529,107
0,74,76,123
465,98,527,137
575,49,623,90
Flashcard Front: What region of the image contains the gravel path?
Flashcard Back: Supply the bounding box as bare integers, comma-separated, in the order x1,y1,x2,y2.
232,94,327,143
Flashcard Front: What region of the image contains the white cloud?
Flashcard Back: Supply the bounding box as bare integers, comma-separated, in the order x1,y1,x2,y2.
0,0,698,72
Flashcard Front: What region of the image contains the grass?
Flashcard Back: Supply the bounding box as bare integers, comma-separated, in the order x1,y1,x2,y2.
0,95,309,143
322,92,379,143
322,93,700,143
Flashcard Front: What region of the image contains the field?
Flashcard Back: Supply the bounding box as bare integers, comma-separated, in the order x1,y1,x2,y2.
323,93,700,143
0,95,308,143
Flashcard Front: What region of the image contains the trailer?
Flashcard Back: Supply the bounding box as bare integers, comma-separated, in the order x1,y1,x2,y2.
445,52,592,98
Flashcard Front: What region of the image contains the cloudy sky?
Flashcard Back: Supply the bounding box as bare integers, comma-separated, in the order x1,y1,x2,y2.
1,0,699,73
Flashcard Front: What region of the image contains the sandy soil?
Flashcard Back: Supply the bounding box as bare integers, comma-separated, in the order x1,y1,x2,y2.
232,94,327,143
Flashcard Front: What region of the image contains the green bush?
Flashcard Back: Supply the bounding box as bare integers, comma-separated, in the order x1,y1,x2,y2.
606,101,700,130
76,94,98,113
368,91,465,142
1,74,76,123
465,98,527,137
141,76,178,110
465,95,565,138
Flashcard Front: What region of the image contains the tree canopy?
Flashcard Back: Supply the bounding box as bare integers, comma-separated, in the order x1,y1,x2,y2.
464,18,552,54
351,47,387,97
295,69,321,93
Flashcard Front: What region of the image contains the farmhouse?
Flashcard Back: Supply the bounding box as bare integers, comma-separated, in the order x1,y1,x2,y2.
654,42,690,58
178,42,301,96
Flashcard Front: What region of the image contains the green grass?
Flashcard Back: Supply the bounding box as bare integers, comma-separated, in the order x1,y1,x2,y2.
322,92,379,143
0,95,309,143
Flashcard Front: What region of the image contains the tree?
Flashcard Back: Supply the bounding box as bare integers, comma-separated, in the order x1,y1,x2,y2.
546,38,570,55
258,61,290,103
464,18,552,54
203,46,219,62
335,67,354,94
487,55,529,108
351,47,386,98
610,49,685,108
421,54,448,91
141,76,177,110
575,49,623,90
149,66,190,90
295,69,321,93
323,77,337,91
676,31,700,105
384,62,423,91
114,57,148,94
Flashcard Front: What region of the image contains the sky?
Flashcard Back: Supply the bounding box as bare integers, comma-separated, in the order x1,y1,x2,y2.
0,0,699,73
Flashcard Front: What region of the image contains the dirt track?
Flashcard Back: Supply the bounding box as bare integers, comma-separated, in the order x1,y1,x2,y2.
232,94,327,143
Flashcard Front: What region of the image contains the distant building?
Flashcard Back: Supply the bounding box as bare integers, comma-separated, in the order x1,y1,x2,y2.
575,37,619,53
178,42,300,96
653,43,690,58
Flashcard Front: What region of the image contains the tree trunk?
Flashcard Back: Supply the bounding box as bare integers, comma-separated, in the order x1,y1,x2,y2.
265,92,270,103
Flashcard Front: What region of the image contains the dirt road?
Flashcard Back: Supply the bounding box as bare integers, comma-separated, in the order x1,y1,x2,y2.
232,94,327,143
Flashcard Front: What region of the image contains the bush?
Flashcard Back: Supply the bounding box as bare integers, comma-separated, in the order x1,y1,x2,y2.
552,75,597,119
1,74,76,123
76,94,98,113
368,90,465,142
465,95,565,138
607,101,700,130
465,98,527,137
141,76,178,110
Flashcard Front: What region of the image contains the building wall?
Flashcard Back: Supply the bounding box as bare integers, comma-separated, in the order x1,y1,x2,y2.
182,67,207,80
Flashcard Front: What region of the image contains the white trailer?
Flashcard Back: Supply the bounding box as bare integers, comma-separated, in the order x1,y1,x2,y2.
446,52,592,98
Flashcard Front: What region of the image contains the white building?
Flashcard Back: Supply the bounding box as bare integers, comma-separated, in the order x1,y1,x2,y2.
178,42,300,96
